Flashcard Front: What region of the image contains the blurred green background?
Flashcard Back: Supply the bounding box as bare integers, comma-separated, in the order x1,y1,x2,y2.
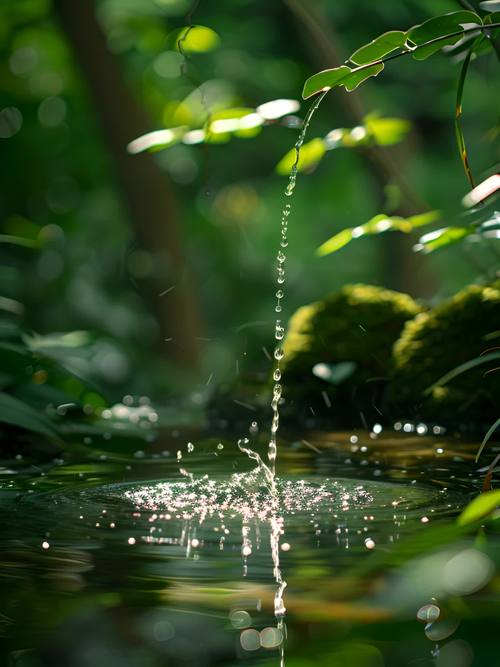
1,0,498,405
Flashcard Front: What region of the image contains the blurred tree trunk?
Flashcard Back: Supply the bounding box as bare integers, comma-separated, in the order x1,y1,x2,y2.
285,0,437,297
54,0,201,370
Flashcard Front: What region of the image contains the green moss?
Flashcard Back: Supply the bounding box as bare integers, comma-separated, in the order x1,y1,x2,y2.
389,281,500,424
281,284,422,422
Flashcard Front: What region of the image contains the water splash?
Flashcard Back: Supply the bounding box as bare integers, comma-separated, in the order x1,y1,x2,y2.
267,91,328,480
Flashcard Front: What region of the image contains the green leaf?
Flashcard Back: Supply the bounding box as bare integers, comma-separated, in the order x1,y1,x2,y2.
476,417,500,461
167,25,220,53
343,63,384,91
0,392,60,441
276,137,326,175
408,11,482,60
317,210,440,257
457,490,500,526
0,234,38,248
480,1,500,11
302,65,351,99
424,351,500,395
127,126,186,154
484,10,500,24
408,11,481,43
417,225,473,252
312,361,357,384
316,228,353,256
364,115,411,145
350,30,407,65
477,211,500,238
406,210,441,227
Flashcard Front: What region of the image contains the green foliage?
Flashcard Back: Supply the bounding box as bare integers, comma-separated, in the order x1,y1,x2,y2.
350,31,407,65
407,11,481,60
0,391,60,441
457,490,500,526
128,99,299,153
281,284,421,423
317,211,440,257
390,282,500,424
481,1,500,10
276,114,412,175
416,225,474,253
167,24,221,53
302,63,384,100
276,137,325,175
477,417,500,460
302,11,495,99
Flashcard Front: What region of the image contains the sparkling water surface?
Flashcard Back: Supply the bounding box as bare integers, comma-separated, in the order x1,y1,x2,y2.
2,429,495,666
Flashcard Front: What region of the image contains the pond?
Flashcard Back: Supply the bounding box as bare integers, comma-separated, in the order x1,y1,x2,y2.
1,426,498,667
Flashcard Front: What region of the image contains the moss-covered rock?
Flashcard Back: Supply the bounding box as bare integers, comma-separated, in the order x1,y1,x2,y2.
280,284,422,424
389,282,500,426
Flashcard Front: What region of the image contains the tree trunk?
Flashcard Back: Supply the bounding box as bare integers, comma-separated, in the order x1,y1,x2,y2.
53,0,202,370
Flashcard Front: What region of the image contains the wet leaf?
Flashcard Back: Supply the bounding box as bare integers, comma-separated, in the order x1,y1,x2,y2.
350,31,407,65
343,63,384,91
302,65,351,99
457,490,500,526
276,138,326,175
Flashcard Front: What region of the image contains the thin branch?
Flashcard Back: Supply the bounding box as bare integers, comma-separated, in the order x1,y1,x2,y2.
455,48,475,188
456,0,476,11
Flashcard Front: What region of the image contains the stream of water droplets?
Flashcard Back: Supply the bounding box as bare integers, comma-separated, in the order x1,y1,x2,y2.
267,91,328,483
266,91,328,666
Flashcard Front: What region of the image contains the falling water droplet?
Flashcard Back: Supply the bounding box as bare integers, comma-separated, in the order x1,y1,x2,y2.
273,369,281,382
274,347,284,361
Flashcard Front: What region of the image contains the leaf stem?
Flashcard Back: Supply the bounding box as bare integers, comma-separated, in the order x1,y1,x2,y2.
455,48,475,188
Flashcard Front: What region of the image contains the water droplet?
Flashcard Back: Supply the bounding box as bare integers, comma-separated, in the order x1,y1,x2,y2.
274,347,284,361
273,369,281,381
276,290,284,299
249,421,259,434
187,442,194,453
417,604,440,623
424,619,460,641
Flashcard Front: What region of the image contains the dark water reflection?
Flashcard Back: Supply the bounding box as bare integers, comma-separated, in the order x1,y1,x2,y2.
1,428,499,667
